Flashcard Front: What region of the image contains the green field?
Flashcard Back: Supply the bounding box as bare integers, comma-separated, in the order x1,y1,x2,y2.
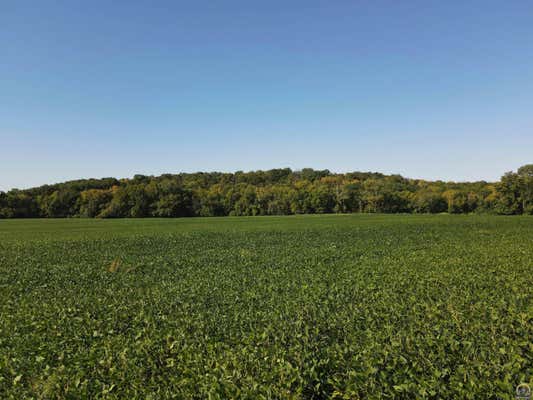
1,215,532,399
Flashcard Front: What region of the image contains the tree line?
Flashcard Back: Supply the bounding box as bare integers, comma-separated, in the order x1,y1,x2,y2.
1,165,532,218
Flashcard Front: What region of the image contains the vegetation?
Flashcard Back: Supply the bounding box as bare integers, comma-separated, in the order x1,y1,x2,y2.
1,215,532,399
1,165,532,218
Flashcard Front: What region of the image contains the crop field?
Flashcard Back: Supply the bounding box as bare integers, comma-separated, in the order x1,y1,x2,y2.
0,215,532,399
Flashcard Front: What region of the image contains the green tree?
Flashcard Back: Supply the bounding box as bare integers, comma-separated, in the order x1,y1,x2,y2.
517,164,533,214
152,189,194,217
412,188,447,213
39,189,79,217
338,182,363,213
79,189,112,217
5,191,39,218
496,172,522,214
1,166,531,218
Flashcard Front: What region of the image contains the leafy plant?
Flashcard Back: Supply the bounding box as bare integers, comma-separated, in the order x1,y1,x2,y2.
0,214,531,399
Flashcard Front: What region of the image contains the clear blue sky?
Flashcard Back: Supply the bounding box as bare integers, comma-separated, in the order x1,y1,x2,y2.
2,1,532,191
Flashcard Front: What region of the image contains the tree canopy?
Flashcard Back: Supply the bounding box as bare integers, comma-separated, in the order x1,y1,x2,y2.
1,166,532,218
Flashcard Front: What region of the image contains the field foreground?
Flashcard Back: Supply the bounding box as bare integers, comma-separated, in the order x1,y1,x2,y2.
1,215,532,399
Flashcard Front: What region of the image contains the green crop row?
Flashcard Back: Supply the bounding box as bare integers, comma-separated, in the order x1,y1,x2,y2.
0,215,532,399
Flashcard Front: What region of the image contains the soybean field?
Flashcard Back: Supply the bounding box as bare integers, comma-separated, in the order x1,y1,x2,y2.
0,215,532,399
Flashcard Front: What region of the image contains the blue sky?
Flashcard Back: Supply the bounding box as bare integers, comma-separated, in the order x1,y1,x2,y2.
1,1,532,191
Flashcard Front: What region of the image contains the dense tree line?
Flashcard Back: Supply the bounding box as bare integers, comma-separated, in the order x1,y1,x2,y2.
1,166,532,218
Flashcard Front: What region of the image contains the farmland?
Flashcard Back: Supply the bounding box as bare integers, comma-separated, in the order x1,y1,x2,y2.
1,215,532,399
